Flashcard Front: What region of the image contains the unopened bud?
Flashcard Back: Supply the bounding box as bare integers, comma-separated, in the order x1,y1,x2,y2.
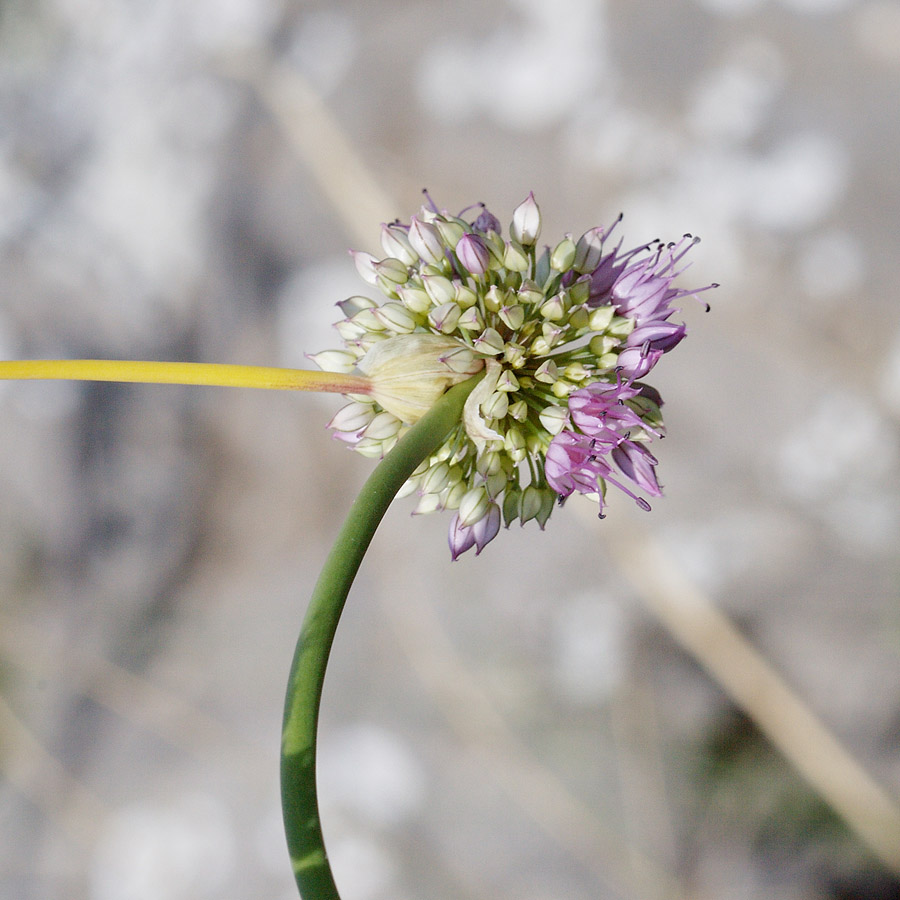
550,237,576,272
381,223,417,265
358,334,483,423
511,192,541,245
573,226,606,273
538,404,568,435
458,486,489,527
409,215,445,265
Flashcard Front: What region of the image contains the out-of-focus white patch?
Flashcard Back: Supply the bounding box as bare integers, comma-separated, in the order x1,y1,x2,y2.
276,257,370,369
854,1,900,63
416,0,609,130
0,145,44,246
686,41,784,143
289,10,359,95
796,228,865,300
317,723,427,828
10,378,81,421
691,0,765,15
327,833,395,900
773,389,899,551
746,133,848,231
90,794,235,900
779,0,858,13
550,592,626,703
660,511,802,594
776,390,896,502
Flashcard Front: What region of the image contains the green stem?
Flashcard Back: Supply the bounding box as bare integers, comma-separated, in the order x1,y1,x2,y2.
280,374,482,899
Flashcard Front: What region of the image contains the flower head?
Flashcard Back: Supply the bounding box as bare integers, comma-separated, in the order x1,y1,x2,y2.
314,194,713,557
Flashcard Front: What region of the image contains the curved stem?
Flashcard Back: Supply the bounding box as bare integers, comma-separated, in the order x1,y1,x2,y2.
280,373,482,899
0,359,372,394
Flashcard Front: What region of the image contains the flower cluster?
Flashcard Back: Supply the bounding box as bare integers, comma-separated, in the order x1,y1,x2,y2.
312,193,712,558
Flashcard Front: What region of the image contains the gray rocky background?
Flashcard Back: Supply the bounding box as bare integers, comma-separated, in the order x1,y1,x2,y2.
1,0,900,898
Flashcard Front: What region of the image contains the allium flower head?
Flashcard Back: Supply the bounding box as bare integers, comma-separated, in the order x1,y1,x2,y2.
314,194,714,558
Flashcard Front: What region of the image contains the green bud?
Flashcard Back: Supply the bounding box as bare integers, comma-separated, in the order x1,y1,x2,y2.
519,485,543,524
550,237,576,272
563,362,590,381
607,315,636,338
503,343,527,368
508,399,528,421
503,242,530,272
540,294,566,321
567,276,591,305
538,404,568,435
421,462,451,494
397,285,432,314
535,488,555,528
499,304,526,331
443,480,467,510
568,306,589,330
457,307,485,331
502,487,521,527
480,390,509,421
455,284,478,309
474,327,505,355
534,359,558,383
496,369,520,392
588,306,616,332
484,285,506,312
435,218,465,248
589,334,618,357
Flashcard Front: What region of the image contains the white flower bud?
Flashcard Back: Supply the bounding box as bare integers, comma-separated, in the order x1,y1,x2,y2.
375,257,410,285
458,486,489,527
373,302,418,333
328,401,375,434
496,369,520,392
363,411,403,440
351,250,380,285
480,390,509,421
510,192,542,245
397,285,432,314
408,215,445,265
428,301,462,334
538,404,568,435
381,223,418,265
337,295,377,317
412,492,443,515
308,349,359,373
422,274,456,305
508,399,528,421
457,307,484,332
473,327,505,355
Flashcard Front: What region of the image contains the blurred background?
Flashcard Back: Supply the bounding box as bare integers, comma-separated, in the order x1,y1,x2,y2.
1,0,900,897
